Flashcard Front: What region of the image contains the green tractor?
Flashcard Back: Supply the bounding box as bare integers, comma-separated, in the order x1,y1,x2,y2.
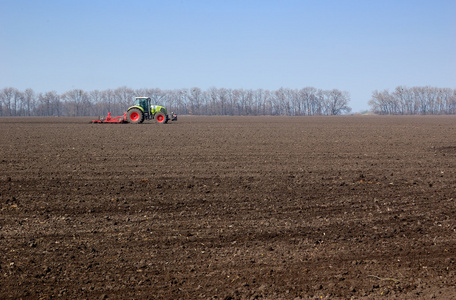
126,97,177,124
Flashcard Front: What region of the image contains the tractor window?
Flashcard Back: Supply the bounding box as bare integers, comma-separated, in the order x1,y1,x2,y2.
140,99,146,108
134,98,149,111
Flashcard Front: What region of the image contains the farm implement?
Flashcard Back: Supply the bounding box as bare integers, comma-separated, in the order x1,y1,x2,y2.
91,97,177,124
91,112,128,124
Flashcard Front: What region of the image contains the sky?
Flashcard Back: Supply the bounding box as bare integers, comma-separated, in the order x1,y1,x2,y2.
1,0,455,112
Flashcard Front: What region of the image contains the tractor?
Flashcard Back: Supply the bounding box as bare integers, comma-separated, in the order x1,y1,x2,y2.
91,97,177,124
127,97,177,124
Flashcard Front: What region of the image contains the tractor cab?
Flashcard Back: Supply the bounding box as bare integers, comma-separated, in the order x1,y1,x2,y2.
135,97,151,114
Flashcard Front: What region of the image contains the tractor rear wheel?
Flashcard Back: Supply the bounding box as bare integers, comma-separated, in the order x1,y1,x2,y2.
155,112,167,124
127,108,144,124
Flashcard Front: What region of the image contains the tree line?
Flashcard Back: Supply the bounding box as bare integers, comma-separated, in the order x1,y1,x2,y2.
2,85,454,117
0,86,352,117
369,86,456,115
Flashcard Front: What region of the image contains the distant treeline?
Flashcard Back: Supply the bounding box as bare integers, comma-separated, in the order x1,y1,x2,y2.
1,86,455,117
0,86,351,117
369,86,456,115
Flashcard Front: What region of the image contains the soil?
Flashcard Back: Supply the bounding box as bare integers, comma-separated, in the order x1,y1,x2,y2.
1,115,455,299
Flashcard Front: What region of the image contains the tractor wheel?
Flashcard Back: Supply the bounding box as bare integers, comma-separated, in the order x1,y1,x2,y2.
155,112,167,124
127,108,144,124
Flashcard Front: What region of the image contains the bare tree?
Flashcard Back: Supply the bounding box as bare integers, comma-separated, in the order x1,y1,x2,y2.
188,87,203,115
218,88,229,115
326,89,351,115
63,89,88,116
174,88,188,114
114,86,135,110
0,87,20,116
88,90,102,115
100,89,118,115
35,91,59,116
23,88,36,116
369,86,456,115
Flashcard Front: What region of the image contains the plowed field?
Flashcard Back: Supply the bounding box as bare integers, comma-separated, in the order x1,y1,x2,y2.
1,115,455,299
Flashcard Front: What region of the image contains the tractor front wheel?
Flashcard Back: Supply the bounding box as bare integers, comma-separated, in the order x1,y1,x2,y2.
127,108,144,124
155,112,167,124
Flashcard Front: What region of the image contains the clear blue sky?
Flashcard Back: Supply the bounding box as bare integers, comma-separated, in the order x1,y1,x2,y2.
1,0,455,112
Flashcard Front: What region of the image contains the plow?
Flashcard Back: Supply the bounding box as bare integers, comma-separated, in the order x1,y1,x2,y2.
91,97,177,124
91,112,128,124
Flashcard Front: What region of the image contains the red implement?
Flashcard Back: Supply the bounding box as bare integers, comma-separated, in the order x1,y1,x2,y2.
91,112,127,124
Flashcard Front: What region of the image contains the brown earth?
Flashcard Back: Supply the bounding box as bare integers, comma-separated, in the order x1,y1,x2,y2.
0,115,455,299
